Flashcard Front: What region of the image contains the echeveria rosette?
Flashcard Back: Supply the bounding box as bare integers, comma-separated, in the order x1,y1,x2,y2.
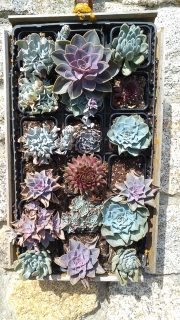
107,114,152,156
51,30,119,100
14,249,52,280
54,237,105,288
112,249,141,285
75,128,102,154
101,198,149,247
115,170,160,211
21,169,61,207
64,154,107,195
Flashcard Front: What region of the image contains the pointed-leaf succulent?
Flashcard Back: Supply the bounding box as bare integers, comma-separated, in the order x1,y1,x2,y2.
112,249,141,285
107,114,152,156
115,170,160,211
64,154,107,194
51,30,119,100
21,169,61,207
14,249,52,280
112,24,148,76
54,237,105,288
74,127,102,154
101,198,149,247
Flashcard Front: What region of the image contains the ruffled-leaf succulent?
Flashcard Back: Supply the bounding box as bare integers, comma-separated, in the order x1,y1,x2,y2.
107,114,152,156
18,77,58,114
54,237,105,288
112,24,148,76
64,154,107,195
56,125,75,155
51,29,119,100
14,249,52,280
114,170,160,211
74,127,102,154
112,249,141,285
101,198,149,247
21,169,61,207
18,124,60,165
61,196,102,233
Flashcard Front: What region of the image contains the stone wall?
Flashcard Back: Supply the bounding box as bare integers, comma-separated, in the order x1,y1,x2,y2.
0,1,180,319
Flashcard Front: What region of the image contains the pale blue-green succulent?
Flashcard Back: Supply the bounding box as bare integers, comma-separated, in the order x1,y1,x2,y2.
18,77,58,114
14,249,52,280
112,248,141,285
61,196,102,233
56,25,71,41
101,198,149,247
56,125,75,155
18,124,60,165
107,114,152,156
112,24,148,76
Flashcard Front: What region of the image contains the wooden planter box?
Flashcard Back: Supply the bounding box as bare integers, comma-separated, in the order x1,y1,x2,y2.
3,11,164,281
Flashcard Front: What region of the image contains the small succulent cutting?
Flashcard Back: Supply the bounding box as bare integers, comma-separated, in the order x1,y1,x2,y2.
54,237,105,288
64,154,107,195
75,127,102,154
56,125,75,155
21,169,61,207
18,77,58,114
107,114,152,156
112,249,141,285
112,24,148,76
112,75,146,109
14,249,52,280
18,124,60,165
114,170,160,211
101,198,149,247
51,29,119,100
61,196,102,233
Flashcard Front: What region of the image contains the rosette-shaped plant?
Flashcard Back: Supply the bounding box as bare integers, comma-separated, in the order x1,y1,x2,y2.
18,125,60,165
18,77,58,114
61,196,102,232
75,128,102,154
56,125,75,155
112,249,141,285
115,170,160,211
101,198,149,247
107,114,152,156
14,249,52,280
64,154,107,194
16,33,55,78
54,237,105,288
51,30,119,100
21,169,61,207
112,24,148,76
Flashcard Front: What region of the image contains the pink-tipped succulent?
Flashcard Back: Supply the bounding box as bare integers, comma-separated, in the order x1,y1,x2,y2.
113,76,143,108
54,236,105,289
21,169,61,207
64,154,107,194
115,170,160,211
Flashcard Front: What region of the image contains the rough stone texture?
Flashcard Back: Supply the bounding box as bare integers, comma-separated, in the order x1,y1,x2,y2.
0,1,180,319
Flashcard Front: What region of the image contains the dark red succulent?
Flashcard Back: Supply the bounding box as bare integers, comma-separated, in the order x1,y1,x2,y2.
113,76,141,108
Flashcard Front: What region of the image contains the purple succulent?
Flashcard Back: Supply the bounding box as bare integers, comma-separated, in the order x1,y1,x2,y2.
115,170,160,211
54,237,105,288
51,30,119,100
87,98,98,110
21,169,61,207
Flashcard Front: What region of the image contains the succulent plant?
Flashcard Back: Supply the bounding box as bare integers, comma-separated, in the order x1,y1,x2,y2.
18,77,58,114
56,25,71,41
56,125,75,155
112,24,148,76
101,198,149,247
54,237,105,288
64,154,107,195
14,249,52,280
11,204,66,251
114,170,160,211
75,127,102,154
107,114,152,156
112,249,141,285
16,33,55,78
61,93,103,117
21,169,61,207
18,124,60,165
61,196,102,233
51,30,119,100
113,76,145,108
